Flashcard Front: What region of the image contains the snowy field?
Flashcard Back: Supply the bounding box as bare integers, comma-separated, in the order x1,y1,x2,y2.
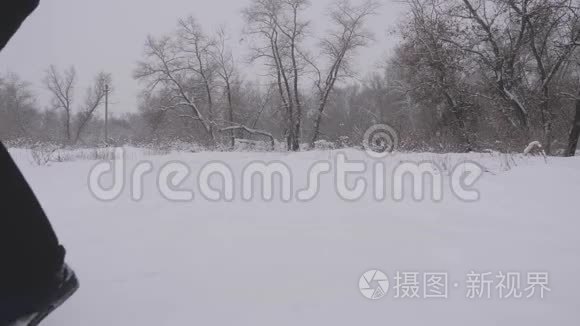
9,148,580,326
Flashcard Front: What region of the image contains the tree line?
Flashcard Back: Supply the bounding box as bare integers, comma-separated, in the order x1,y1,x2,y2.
1,0,579,155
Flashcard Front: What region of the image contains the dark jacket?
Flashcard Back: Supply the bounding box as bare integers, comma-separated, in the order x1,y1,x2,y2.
0,0,40,51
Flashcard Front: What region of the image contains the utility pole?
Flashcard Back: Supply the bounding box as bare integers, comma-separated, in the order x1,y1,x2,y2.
104,84,109,145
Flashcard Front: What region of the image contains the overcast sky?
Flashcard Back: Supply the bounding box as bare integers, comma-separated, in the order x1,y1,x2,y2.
0,0,406,115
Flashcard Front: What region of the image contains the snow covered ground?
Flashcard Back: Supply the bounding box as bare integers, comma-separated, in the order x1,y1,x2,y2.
9,148,580,325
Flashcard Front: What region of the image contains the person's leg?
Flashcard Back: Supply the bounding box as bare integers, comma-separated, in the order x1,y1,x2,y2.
1,1,78,324
0,142,76,325
0,0,66,292
0,142,66,295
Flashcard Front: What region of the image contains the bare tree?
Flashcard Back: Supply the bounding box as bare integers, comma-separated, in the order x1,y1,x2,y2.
500,0,580,153
45,65,76,143
0,73,38,140
393,0,580,152
392,0,474,151
244,0,309,151
135,35,215,143
212,27,238,148
566,88,580,156
74,72,112,144
280,0,309,151
441,0,531,130
308,0,380,147
177,16,218,141
136,17,277,148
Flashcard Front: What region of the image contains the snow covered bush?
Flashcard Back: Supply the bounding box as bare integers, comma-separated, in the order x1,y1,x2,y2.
30,144,60,166
234,139,274,152
313,140,337,150
524,141,546,156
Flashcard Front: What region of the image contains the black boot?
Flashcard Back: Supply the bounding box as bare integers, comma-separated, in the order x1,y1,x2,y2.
0,264,79,326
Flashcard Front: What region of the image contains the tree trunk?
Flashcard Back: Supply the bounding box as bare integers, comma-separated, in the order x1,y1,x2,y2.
310,110,324,148
541,85,553,155
291,58,302,151
566,90,580,157
65,110,71,144
309,78,338,148
291,119,300,151
441,88,472,152
226,82,235,149
204,82,215,144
